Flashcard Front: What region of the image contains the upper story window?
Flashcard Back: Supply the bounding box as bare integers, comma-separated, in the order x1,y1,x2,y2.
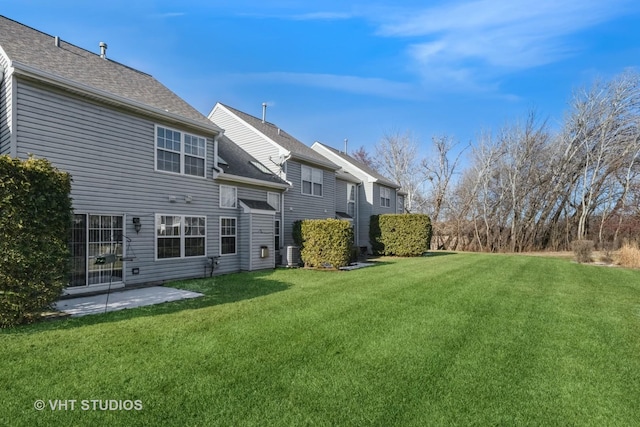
302,165,323,197
347,183,356,217
220,185,237,209
267,192,281,212
156,126,206,177
380,186,391,208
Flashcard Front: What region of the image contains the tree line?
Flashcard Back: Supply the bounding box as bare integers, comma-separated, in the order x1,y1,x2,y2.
356,69,640,252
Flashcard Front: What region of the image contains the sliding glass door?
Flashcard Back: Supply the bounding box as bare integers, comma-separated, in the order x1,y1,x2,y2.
69,214,123,287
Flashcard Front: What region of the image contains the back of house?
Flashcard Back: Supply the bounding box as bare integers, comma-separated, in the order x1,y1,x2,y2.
0,15,286,294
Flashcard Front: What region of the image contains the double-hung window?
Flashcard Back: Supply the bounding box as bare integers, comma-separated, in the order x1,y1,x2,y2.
220,185,237,209
302,165,323,196
156,214,206,259
347,183,356,217
156,126,206,177
220,217,237,255
380,187,391,208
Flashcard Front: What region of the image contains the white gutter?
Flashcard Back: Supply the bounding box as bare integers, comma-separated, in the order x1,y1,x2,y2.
214,173,290,190
10,61,222,136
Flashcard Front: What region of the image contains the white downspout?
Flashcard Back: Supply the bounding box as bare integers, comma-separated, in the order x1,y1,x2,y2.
212,129,225,176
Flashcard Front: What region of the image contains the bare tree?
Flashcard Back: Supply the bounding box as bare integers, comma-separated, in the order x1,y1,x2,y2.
375,130,425,212
351,145,377,170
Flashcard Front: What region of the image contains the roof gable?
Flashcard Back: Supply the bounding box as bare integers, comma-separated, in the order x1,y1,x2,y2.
215,103,338,170
0,15,217,132
312,142,400,188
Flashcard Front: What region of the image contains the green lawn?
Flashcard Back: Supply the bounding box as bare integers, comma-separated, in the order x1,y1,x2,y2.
3,253,640,426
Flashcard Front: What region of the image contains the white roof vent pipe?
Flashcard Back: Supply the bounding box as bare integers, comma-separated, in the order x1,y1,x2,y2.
54,36,60,47
99,41,108,59
262,102,267,123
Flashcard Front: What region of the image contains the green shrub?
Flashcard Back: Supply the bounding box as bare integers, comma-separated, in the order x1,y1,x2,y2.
292,220,303,248
300,219,353,268
0,156,73,327
572,239,594,263
369,214,384,255
370,214,432,256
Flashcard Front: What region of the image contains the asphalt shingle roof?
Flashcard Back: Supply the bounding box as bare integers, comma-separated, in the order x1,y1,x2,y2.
0,15,215,130
239,199,276,211
314,142,400,188
219,103,338,170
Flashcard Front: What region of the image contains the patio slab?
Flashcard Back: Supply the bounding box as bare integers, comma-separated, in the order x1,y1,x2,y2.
54,286,204,317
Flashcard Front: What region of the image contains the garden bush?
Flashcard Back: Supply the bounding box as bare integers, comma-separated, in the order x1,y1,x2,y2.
0,156,73,327
370,214,432,256
616,242,640,268
572,239,594,263
300,219,353,268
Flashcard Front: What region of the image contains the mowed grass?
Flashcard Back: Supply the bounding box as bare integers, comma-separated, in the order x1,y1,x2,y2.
2,253,640,426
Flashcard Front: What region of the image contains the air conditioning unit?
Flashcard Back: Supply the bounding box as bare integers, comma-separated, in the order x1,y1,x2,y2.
284,246,301,267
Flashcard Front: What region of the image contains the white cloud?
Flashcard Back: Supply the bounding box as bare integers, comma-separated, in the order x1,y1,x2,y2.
373,0,634,91
232,72,418,99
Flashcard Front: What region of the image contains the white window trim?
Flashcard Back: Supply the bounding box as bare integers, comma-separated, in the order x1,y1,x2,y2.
155,125,207,179
267,192,281,212
155,214,207,260
380,187,391,208
301,164,323,197
347,183,356,217
220,185,238,209
220,217,237,256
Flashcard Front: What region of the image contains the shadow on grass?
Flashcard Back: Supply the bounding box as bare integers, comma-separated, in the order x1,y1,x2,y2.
424,251,458,257
3,272,290,334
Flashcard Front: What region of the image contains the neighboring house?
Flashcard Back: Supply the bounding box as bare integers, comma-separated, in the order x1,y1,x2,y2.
311,142,403,253
214,134,289,272
208,103,340,260
0,16,287,294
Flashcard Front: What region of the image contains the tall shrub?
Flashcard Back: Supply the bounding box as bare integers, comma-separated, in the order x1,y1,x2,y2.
0,156,73,327
300,219,353,268
370,214,432,256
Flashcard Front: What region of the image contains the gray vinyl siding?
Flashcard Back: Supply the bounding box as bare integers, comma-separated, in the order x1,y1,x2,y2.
0,54,11,155
243,213,274,271
358,183,374,250
210,107,283,176
14,79,219,285
335,179,348,214
282,160,336,247
214,184,281,274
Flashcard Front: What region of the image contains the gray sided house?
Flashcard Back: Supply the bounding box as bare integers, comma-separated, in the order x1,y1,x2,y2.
311,142,404,253
208,103,340,256
0,16,285,294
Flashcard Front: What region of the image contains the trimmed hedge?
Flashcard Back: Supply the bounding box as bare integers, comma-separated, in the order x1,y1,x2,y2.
0,156,73,327
300,219,353,268
370,214,432,256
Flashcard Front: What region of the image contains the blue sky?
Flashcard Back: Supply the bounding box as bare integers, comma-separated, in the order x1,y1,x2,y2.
3,0,640,156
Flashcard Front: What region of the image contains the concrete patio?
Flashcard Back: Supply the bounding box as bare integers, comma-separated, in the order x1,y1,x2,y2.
54,286,204,317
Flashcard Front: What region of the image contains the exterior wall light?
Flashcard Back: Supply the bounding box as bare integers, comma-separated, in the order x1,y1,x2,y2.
133,217,141,234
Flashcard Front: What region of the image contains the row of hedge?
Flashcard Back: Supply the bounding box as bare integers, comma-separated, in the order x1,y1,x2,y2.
370,214,432,256
293,214,432,269
0,156,73,327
